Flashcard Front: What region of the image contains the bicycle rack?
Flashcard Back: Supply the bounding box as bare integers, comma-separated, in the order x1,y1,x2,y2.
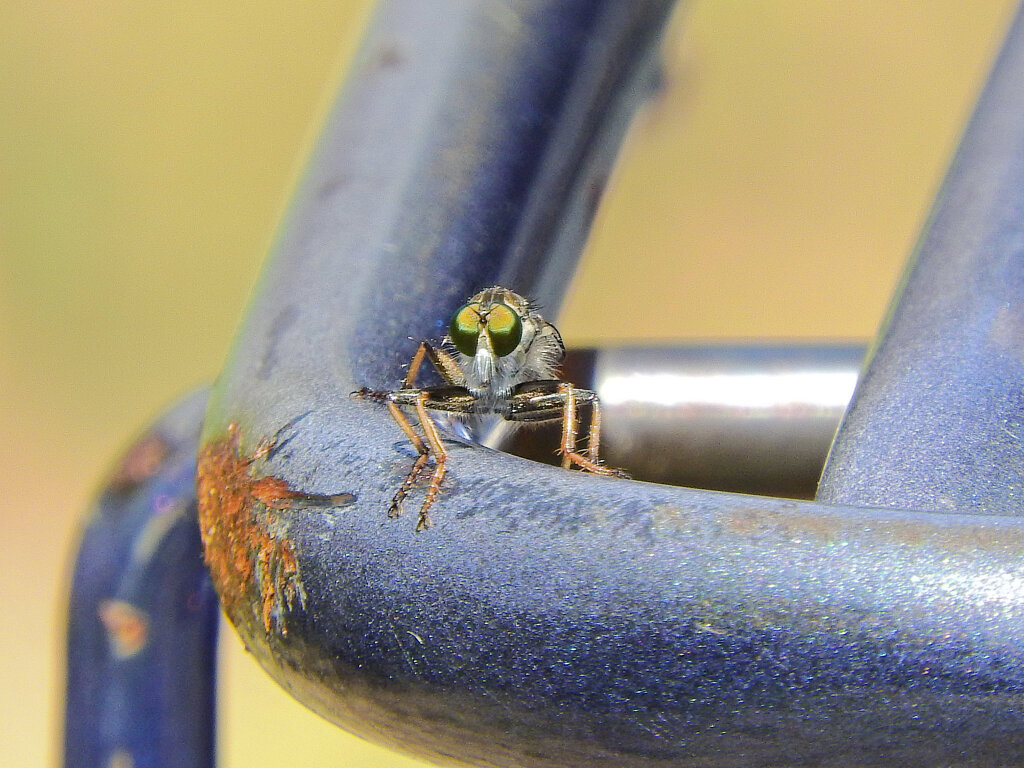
66,2,1024,766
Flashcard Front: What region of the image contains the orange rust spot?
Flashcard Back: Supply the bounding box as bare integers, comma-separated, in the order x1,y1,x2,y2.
108,434,169,491
107,749,135,768
196,423,306,636
250,475,309,508
98,600,148,659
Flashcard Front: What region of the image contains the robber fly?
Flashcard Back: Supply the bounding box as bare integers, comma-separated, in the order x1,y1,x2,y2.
355,286,625,530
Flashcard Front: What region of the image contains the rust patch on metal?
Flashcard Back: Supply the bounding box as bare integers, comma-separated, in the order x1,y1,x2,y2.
196,424,316,636
98,600,149,659
108,433,169,492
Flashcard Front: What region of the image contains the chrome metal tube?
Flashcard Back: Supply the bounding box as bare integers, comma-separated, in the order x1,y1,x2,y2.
505,346,864,497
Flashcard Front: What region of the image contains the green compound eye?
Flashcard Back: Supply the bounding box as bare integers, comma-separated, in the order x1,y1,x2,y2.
485,303,523,357
449,303,482,356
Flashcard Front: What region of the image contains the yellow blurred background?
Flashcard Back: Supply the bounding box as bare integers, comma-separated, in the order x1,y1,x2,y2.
1,2,1017,766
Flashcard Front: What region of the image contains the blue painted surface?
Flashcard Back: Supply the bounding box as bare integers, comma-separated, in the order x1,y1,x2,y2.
65,391,217,768
820,6,1024,515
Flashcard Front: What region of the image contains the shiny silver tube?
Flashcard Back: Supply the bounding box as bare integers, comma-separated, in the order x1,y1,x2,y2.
506,345,864,497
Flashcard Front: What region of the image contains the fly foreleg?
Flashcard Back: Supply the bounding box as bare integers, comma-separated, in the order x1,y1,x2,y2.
384,401,431,519
404,341,465,388
367,385,476,528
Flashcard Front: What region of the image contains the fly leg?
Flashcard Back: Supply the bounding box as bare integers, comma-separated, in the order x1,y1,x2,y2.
559,382,578,470
403,341,465,388
507,381,626,477
384,401,431,518
357,384,476,527
383,342,464,522
557,383,617,475
578,394,628,477
586,396,603,464
412,391,449,531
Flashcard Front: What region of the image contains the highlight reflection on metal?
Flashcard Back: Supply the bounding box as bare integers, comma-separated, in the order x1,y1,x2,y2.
596,346,861,496
599,366,858,411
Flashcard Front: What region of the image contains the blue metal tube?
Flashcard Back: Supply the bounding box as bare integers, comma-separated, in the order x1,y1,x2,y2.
818,5,1024,515
64,391,217,768
194,1,1024,766
60,343,860,768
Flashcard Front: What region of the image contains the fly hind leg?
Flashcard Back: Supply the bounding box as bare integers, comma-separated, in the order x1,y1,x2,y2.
507,381,627,477
557,383,619,476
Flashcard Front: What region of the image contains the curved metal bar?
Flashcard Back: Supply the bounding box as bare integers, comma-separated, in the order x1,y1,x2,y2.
60,343,861,768
818,5,1024,514
196,2,1024,766
65,390,217,768
229,0,673,409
